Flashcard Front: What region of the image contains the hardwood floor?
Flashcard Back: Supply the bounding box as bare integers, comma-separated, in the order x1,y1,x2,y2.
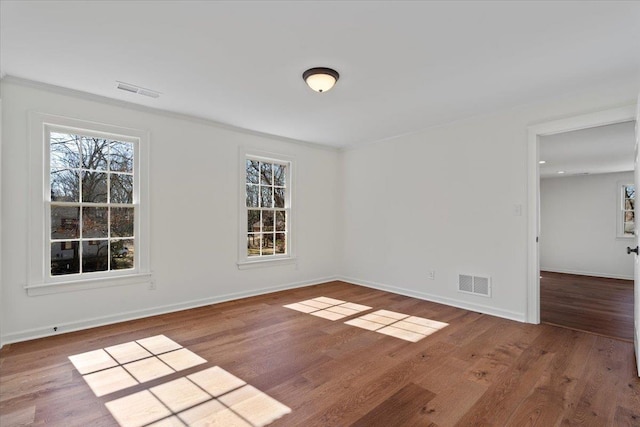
1,281,639,426
540,271,635,341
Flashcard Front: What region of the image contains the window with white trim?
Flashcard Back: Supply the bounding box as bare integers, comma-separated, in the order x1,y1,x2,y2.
620,183,635,237
238,151,294,267
28,113,150,295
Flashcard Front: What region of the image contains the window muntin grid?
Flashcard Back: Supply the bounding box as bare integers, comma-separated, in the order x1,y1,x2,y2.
245,158,288,257
48,129,136,276
622,184,635,237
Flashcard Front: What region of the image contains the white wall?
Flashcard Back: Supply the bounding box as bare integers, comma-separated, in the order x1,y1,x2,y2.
1,76,637,344
0,79,341,344
540,172,634,279
339,80,637,322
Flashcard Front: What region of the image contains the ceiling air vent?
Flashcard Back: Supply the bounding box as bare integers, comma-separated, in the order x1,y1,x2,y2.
458,274,491,297
116,81,160,98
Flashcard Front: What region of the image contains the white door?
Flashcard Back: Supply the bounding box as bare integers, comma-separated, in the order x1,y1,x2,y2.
634,103,640,377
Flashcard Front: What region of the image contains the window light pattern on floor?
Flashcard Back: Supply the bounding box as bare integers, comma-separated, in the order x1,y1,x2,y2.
106,367,291,427
283,296,372,320
345,310,449,342
68,335,205,396
68,335,291,427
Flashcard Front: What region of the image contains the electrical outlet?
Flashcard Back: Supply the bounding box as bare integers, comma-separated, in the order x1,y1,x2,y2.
149,281,156,290
427,270,435,280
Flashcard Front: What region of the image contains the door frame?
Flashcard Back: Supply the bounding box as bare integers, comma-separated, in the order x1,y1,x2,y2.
526,105,637,324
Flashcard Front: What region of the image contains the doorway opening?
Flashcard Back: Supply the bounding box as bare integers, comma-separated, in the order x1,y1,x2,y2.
526,105,637,326
537,122,635,340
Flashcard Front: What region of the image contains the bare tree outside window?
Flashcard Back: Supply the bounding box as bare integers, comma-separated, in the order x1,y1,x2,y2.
49,131,136,276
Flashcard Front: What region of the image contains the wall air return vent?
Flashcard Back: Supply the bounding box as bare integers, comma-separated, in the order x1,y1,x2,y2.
116,81,160,98
458,274,491,297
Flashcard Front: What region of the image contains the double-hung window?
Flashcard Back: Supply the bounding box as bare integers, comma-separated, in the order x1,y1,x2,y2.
28,114,150,295
48,130,136,275
238,150,294,268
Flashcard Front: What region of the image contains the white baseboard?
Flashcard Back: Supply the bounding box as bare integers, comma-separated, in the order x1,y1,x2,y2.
0,276,339,346
339,276,526,323
540,268,633,281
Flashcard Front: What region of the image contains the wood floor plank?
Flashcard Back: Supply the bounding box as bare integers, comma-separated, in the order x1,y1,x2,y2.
349,382,437,427
540,271,634,341
504,328,596,426
614,406,640,427
455,343,556,426
0,280,637,427
563,337,635,425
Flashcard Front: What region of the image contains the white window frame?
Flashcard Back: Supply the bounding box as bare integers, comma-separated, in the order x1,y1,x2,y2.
27,113,151,295
617,181,635,239
237,148,295,269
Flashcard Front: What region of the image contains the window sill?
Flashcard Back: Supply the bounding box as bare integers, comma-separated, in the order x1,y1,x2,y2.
237,257,297,270
25,272,153,296
616,235,635,240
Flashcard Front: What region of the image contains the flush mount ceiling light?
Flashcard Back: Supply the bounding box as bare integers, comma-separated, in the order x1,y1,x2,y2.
302,67,339,93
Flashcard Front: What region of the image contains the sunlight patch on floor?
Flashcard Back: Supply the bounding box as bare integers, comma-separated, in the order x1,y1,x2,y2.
104,367,290,427
345,310,449,342
68,335,290,427
283,299,448,342
69,335,205,396
283,296,372,320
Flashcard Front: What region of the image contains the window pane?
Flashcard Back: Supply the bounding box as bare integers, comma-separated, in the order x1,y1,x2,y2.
110,173,133,204
111,239,134,270
261,186,273,208
276,211,286,231
274,188,285,208
110,141,134,173
275,233,286,254
81,136,108,170
625,210,635,222
263,210,275,231
248,209,260,233
83,207,108,238
50,133,80,169
624,222,635,234
261,233,274,255
51,169,79,202
82,171,108,203
51,241,80,276
51,206,79,239
246,184,259,207
626,186,635,199
112,207,134,237
82,240,109,272
273,164,286,187
247,234,261,256
260,162,272,185
246,160,259,184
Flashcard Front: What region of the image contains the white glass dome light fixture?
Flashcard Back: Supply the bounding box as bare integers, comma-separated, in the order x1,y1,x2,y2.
303,67,339,93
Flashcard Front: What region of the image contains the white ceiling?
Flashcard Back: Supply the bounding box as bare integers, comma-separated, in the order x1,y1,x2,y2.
1,1,639,148
540,121,636,178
